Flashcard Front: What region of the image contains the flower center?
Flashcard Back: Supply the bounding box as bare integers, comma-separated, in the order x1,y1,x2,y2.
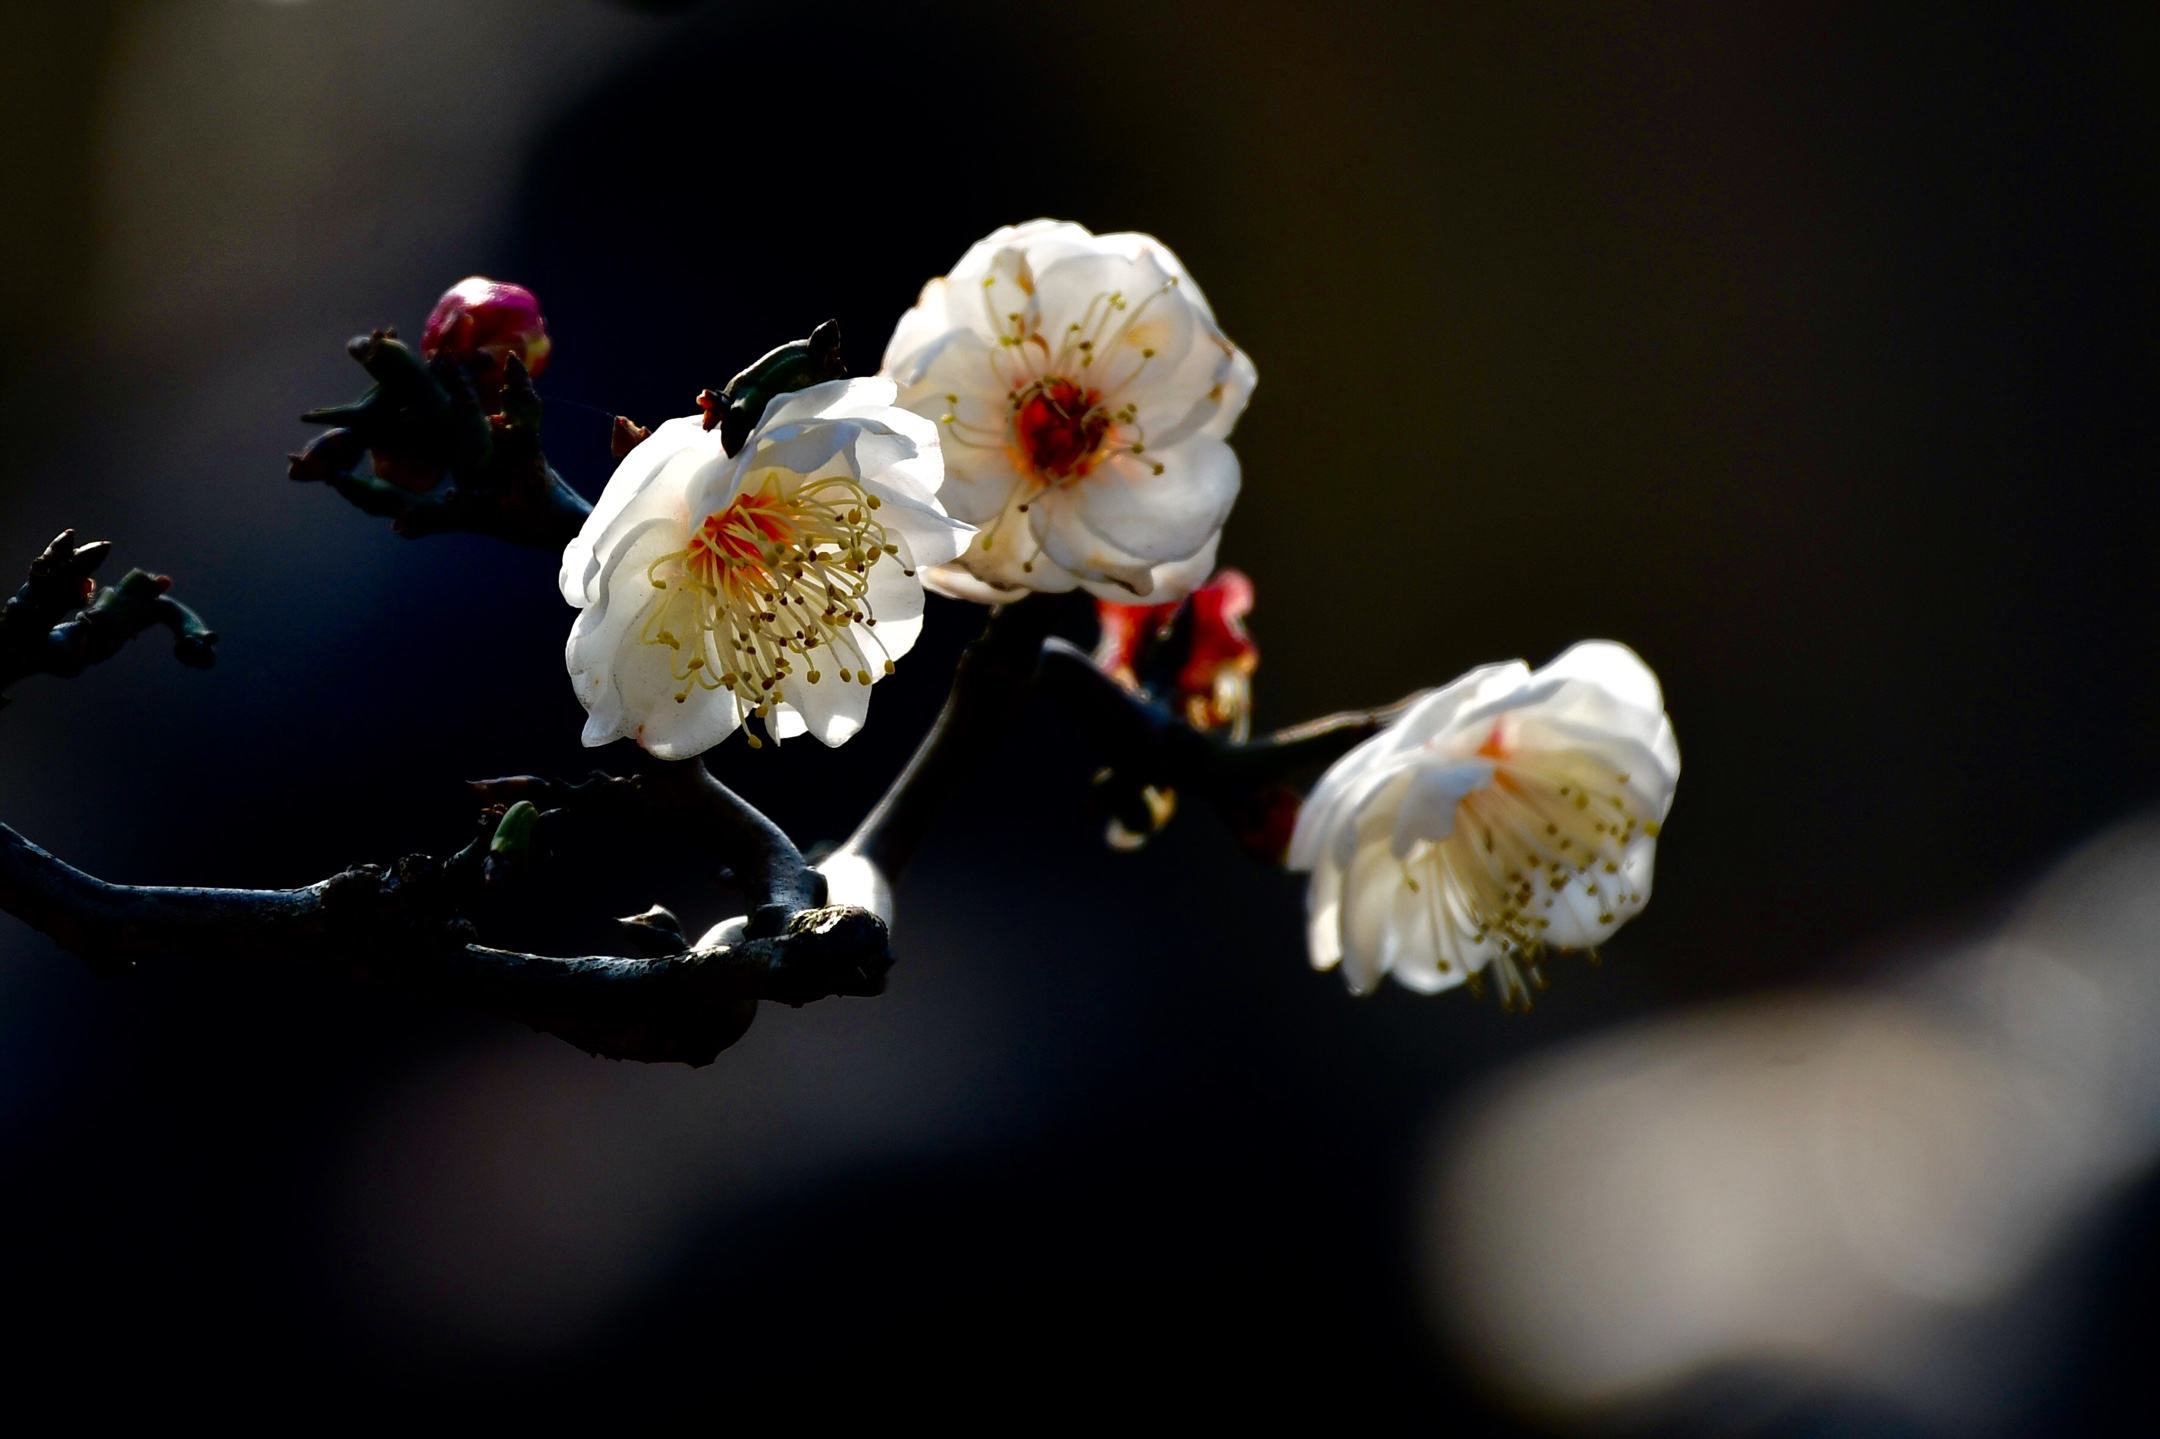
640,474,904,729
1401,729,1661,1009
1012,378,1109,479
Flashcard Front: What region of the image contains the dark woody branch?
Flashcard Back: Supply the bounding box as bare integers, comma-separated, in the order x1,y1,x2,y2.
2,473,1408,1066
468,756,820,931
0,772,886,1067
837,597,1065,881
1035,636,1415,779
290,329,592,552
1032,638,1417,855
0,530,217,703
836,607,1420,878
0,582,1384,1066
2,558,879,1067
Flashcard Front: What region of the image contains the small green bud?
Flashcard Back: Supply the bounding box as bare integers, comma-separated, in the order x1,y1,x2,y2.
489,799,542,858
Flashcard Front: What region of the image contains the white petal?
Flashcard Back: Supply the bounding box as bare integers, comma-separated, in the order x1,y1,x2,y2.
1127,532,1221,606
1341,837,1406,995
636,689,746,760
1540,640,1664,716
1029,489,1157,595
757,376,902,430
1305,857,1345,971
565,516,680,708
887,327,1027,525
1542,838,1659,950
861,477,973,570
559,416,708,606
1289,734,1398,871
777,663,869,746
943,486,1084,595
857,550,927,660
1062,436,1239,565
920,561,1030,605
1388,759,1494,859
1195,343,1260,445
949,219,1100,284
1028,250,1191,378
1516,715,1678,819
1385,662,1535,753
882,275,957,374
579,610,743,758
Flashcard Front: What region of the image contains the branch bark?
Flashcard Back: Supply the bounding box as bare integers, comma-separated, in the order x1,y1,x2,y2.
838,597,1065,880
290,331,592,552
0,531,217,700
0,818,885,1067
1,515,1423,1065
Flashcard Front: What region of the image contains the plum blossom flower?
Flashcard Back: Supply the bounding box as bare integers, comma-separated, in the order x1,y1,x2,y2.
881,220,1255,603
561,378,971,758
1289,642,1679,1006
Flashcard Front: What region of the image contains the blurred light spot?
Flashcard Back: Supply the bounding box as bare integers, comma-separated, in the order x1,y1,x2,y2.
1424,815,2160,1429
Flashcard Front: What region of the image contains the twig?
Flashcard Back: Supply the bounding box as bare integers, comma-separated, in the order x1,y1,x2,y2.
1031,637,1419,853
290,330,592,551
0,530,217,701
837,598,1066,880
470,758,819,931
0,817,885,1067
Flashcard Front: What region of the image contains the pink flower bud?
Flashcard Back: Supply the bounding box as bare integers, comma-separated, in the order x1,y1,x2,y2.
420,277,552,392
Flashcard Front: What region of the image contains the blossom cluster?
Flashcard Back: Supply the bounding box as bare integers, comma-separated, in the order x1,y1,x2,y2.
528,217,1676,1003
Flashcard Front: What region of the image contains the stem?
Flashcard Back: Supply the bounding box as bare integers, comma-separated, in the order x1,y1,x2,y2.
0,532,217,699
840,598,1064,880
653,756,818,931
1034,637,1417,792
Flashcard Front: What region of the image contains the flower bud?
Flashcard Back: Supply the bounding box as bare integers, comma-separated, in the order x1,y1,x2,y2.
1093,567,1259,737
421,277,552,395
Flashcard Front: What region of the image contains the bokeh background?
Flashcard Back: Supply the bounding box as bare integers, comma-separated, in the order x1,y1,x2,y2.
3,0,2156,1427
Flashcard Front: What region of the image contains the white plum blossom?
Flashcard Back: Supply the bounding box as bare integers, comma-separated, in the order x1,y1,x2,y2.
881,219,1256,604
561,378,971,758
1289,642,1680,1006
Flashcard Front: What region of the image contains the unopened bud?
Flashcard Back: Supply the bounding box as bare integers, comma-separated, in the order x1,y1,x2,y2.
484,799,543,884
1093,567,1259,737
421,277,552,396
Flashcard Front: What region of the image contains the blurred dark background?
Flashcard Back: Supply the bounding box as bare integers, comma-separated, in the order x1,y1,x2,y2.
2,1,2155,1428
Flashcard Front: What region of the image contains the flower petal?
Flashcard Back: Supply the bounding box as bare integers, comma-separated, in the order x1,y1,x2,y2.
1388,759,1494,859
920,561,1031,605
559,416,708,606
1063,435,1239,565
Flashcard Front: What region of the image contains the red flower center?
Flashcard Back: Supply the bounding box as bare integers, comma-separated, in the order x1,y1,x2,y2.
1014,378,1108,479
684,494,794,591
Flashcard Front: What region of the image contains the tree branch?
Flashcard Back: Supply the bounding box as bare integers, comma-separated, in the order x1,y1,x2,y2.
469,758,819,930
1033,637,1415,783
837,597,1066,880
290,330,592,551
0,530,217,702
1,506,1415,1064
0,815,885,1067
1031,637,1419,855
